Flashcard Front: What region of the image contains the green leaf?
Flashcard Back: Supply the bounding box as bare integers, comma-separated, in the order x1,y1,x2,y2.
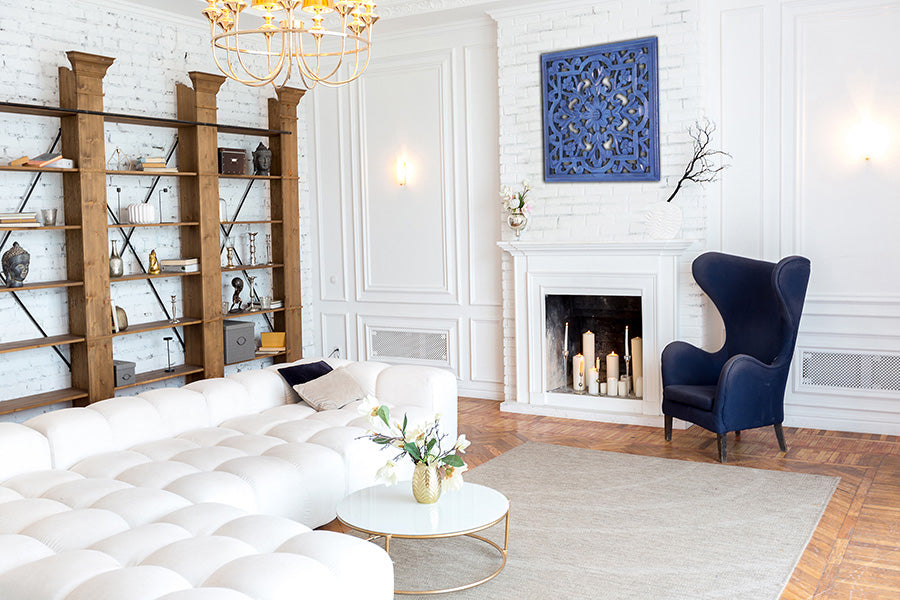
377,405,391,427
404,443,422,462
402,413,408,434
426,438,436,454
442,454,465,467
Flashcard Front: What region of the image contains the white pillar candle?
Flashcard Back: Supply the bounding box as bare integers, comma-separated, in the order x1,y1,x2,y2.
607,377,618,396
588,368,599,395
625,325,629,355
600,382,607,394
563,322,568,353
606,351,619,382
617,380,627,396
573,353,585,391
635,376,643,398
582,331,595,378
631,337,643,380
623,375,632,396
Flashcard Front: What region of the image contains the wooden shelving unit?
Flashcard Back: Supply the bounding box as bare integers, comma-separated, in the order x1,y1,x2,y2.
0,225,80,231
0,51,304,412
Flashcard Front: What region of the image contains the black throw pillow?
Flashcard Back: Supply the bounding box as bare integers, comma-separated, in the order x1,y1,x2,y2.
278,360,333,387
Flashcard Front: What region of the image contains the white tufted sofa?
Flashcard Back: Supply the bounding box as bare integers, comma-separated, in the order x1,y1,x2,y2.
0,358,457,600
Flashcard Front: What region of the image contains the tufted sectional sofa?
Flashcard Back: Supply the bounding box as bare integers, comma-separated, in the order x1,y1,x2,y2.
0,358,457,600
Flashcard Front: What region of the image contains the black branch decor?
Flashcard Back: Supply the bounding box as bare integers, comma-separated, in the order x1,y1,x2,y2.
666,120,731,202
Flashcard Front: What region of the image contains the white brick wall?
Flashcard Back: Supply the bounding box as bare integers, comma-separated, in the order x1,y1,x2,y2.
492,0,709,401
0,1,315,419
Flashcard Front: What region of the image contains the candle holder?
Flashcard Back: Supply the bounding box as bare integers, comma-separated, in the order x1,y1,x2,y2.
247,275,259,310
265,233,273,265
248,232,258,267
624,354,632,396
163,336,174,372
225,236,236,268
169,294,179,324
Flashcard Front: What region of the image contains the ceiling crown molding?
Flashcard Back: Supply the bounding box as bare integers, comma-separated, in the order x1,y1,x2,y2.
78,0,208,30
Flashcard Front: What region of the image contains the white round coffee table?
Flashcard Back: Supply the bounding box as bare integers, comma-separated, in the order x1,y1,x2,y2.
336,483,510,595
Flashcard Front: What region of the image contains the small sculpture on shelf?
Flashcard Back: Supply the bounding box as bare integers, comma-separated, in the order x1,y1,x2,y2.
2,242,30,288
148,249,160,274
253,142,272,176
109,240,124,277
111,303,128,333
229,277,244,313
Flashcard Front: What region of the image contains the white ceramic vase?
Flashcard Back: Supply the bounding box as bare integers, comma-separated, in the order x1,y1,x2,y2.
646,201,683,240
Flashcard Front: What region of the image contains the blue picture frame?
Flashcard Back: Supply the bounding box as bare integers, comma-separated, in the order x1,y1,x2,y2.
541,37,660,182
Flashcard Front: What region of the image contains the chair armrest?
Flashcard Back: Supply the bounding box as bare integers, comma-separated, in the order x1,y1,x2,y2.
715,354,790,429
661,341,725,387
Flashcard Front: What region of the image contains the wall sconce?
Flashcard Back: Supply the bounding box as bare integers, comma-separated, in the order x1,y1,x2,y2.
847,117,890,162
396,158,408,186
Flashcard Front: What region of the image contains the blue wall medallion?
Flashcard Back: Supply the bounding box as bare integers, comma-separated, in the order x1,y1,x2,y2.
541,37,660,182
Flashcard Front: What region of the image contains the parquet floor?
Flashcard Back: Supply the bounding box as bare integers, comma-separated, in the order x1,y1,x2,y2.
453,397,900,599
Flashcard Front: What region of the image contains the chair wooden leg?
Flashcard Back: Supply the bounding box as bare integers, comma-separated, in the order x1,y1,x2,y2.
774,423,787,453
716,433,727,463
664,415,673,441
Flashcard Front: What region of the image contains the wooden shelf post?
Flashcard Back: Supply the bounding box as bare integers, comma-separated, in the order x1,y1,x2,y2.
269,87,305,361
177,72,227,380
59,51,116,403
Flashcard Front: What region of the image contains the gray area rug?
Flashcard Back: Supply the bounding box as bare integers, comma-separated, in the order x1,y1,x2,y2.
383,443,838,600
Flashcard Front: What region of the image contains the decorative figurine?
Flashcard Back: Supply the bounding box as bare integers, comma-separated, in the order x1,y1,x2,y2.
109,240,124,277
2,242,30,288
148,249,161,274
229,277,244,313
252,142,272,176
265,233,273,265
248,232,258,266
169,294,179,324
163,336,174,373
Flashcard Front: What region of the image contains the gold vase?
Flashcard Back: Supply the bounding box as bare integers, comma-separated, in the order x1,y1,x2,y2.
412,462,442,504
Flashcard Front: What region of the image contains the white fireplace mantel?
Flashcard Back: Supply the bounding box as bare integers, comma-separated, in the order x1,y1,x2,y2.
498,240,693,427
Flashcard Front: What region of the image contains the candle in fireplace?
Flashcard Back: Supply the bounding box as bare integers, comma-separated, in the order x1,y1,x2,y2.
573,353,585,392
588,366,599,395
625,325,630,356
582,330,595,376
563,322,569,355
606,351,619,381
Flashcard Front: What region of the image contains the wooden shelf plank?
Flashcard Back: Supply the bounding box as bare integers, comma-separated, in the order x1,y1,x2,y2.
0,280,82,293
108,221,199,229
0,225,79,231
220,220,283,225
221,263,283,272
0,388,89,415
0,165,78,173
0,334,84,354
107,170,196,177
112,317,203,337
226,351,285,366
220,307,285,320
0,101,77,119
115,364,204,390
218,174,278,180
112,271,201,282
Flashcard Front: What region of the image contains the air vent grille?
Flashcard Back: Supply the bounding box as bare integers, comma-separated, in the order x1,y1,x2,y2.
801,350,900,392
371,329,449,363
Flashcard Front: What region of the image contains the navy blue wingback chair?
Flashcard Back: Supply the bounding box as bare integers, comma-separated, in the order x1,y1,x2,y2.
661,252,810,462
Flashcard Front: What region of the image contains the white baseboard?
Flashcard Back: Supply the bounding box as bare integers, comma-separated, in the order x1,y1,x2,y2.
499,401,690,429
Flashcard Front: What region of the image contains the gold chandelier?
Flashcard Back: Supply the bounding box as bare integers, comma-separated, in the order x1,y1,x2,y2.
202,0,378,89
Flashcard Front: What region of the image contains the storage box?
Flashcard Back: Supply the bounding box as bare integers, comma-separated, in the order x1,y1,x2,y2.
218,147,246,175
224,320,256,364
113,359,136,387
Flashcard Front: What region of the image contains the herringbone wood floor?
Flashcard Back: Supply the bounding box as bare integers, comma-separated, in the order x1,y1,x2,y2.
324,397,900,598
454,398,900,599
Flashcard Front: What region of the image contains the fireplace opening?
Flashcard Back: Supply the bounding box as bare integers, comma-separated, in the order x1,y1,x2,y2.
545,294,643,396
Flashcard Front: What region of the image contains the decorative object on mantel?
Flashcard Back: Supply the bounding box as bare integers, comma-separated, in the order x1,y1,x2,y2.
253,143,272,175
201,0,378,89
360,398,469,504
109,240,124,278
148,249,161,275
229,277,244,313
501,180,531,238
541,37,659,182
647,119,730,240
1,241,29,287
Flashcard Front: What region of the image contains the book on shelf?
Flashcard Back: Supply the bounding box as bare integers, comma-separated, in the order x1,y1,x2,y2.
50,159,75,169
257,347,285,354
7,156,28,167
161,264,200,273
0,212,39,223
24,152,63,167
0,221,41,228
269,300,283,309
141,167,178,172
260,332,286,349
159,257,199,267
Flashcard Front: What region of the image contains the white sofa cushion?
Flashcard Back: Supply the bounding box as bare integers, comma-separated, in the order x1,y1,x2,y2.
0,424,52,481
24,408,115,470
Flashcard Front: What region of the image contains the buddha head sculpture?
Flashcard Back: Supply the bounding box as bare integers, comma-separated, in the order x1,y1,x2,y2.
2,242,30,288
253,142,272,176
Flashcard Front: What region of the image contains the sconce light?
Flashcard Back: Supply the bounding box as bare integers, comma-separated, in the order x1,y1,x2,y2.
396,158,408,186
847,117,890,161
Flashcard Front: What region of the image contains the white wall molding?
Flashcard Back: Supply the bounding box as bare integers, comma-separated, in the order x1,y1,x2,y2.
87,0,208,30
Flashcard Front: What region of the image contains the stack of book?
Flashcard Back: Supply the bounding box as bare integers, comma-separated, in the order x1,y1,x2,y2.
258,332,286,354
159,257,199,273
138,157,177,173
269,299,284,309
8,153,74,168
0,212,40,228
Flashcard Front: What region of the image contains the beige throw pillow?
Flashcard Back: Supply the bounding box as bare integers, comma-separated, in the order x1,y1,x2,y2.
293,367,365,411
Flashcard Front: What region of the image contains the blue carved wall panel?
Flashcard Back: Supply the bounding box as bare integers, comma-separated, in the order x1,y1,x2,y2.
541,37,660,182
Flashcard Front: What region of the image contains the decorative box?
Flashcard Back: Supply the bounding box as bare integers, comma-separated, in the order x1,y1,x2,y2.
218,147,246,175
113,359,136,387
224,320,256,364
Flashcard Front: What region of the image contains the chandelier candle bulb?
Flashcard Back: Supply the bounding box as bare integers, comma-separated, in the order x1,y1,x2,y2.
582,331,595,378
607,377,618,397
573,354,585,392
606,351,619,382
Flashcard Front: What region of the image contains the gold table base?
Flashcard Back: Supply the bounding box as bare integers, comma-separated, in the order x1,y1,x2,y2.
338,508,510,595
